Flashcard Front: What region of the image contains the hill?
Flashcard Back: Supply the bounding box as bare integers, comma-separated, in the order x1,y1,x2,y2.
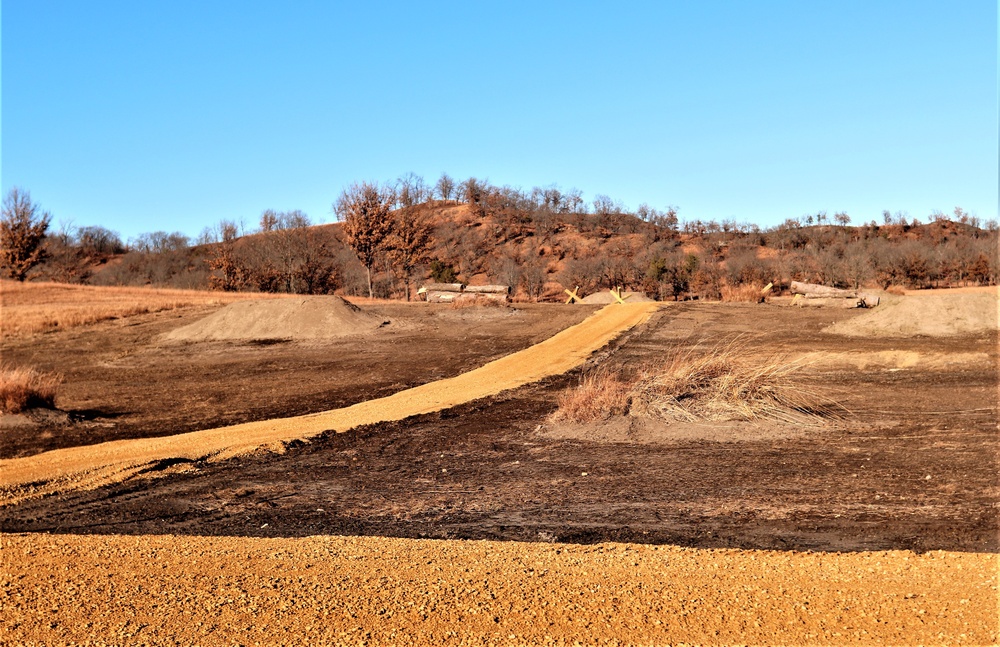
23,191,999,302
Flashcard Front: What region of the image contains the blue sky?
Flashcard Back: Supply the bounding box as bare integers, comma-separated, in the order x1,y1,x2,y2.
2,1,997,240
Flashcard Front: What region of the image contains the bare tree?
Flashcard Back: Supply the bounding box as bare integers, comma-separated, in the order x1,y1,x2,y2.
490,254,522,294
435,173,455,201
396,172,429,208
335,182,395,298
459,177,488,207
1,188,51,281
387,207,432,300
259,209,278,232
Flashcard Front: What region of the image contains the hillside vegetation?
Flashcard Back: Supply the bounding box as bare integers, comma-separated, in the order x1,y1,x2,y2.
10,175,998,301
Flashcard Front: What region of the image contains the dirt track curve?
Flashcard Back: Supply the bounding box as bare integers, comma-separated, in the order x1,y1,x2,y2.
0,303,658,503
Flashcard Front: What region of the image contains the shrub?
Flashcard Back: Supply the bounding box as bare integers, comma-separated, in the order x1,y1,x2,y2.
0,363,62,413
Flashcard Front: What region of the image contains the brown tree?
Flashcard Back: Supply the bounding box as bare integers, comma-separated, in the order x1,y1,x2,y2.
0,188,51,281
335,182,395,299
388,207,432,300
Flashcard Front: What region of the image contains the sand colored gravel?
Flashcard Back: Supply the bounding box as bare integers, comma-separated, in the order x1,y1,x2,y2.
1,533,996,646
162,295,387,341
581,290,655,304
0,303,659,501
825,290,998,337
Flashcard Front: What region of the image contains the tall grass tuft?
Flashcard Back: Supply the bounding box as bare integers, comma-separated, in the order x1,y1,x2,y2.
554,337,837,425
448,295,508,309
552,369,632,423
720,283,768,303
0,363,63,413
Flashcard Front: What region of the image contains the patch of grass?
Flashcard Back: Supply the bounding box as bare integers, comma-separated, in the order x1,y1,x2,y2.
0,363,62,414
552,369,632,423
720,283,768,303
554,337,837,425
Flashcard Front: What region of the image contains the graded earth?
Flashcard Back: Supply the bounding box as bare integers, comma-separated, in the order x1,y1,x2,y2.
1,291,997,645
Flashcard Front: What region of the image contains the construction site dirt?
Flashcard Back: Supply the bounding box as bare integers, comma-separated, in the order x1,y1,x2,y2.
3,300,996,556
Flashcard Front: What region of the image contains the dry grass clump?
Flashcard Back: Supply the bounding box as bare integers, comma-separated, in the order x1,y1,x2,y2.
552,370,632,422
720,283,768,303
555,338,834,425
629,339,830,423
448,295,508,309
0,363,62,414
885,285,907,296
0,280,286,338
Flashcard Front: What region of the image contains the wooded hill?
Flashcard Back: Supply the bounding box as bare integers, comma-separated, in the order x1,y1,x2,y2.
19,179,1000,302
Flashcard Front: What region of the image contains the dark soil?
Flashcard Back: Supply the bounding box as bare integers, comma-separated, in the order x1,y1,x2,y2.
0,302,597,459
2,302,996,553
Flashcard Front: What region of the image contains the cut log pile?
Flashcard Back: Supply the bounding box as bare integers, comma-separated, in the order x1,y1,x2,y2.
418,283,510,303
789,281,879,308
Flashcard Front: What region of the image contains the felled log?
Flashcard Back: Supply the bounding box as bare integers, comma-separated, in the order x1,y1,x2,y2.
790,281,858,298
465,284,510,294
421,282,465,293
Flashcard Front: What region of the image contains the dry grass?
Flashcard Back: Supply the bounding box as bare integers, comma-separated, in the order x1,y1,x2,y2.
0,363,62,414
448,295,509,309
555,337,836,424
0,280,286,338
552,369,632,423
720,283,768,303
885,285,907,296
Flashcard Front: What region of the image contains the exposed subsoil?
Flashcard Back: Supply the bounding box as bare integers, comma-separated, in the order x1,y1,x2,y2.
3,302,996,555
0,302,597,459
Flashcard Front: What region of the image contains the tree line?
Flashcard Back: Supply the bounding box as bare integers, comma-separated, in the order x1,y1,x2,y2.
2,178,997,301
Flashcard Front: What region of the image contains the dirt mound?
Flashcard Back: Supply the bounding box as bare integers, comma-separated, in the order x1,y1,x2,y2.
581,290,655,304
162,296,387,342
825,291,997,337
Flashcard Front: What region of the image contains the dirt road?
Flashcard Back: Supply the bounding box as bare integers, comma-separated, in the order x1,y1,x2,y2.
2,533,995,646
0,303,658,502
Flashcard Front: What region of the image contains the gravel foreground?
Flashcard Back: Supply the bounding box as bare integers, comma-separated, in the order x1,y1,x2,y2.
2,533,996,646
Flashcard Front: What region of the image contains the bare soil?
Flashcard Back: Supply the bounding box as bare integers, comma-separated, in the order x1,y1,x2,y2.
2,302,996,555
0,302,597,459
1,298,997,645
0,302,657,499
826,290,997,337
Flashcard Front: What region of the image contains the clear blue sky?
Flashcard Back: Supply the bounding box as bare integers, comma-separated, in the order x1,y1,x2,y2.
2,1,997,240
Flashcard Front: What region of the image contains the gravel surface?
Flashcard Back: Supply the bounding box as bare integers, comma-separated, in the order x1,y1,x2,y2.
1,533,996,646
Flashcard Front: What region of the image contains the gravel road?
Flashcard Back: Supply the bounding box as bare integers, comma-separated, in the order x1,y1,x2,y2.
2,533,996,645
